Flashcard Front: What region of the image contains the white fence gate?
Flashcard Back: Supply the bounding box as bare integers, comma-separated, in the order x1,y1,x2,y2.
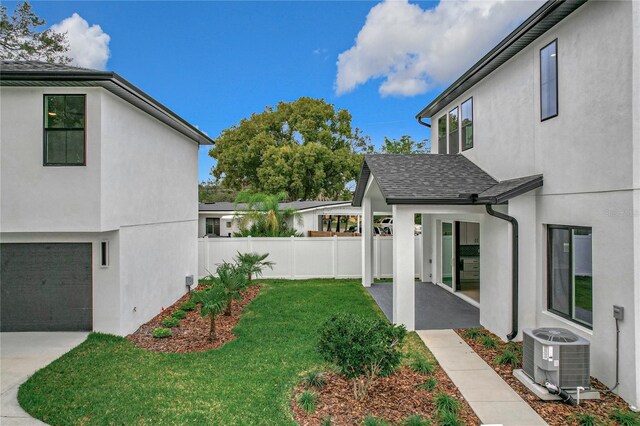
198,236,422,279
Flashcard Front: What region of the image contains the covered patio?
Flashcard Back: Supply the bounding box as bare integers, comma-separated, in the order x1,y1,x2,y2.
353,154,543,335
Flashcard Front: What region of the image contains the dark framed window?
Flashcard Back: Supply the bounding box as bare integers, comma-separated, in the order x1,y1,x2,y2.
547,225,592,328
461,98,473,151
448,107,459,154
437,115,447,154
44,95,86,165
540,40,558,121
100,241,109,267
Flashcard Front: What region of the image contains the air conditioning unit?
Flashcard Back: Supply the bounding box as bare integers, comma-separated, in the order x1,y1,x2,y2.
522,328,590,390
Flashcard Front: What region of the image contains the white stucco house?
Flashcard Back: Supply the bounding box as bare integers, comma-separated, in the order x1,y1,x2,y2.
0,61,213,335
355,0,639,408
198,200,359,237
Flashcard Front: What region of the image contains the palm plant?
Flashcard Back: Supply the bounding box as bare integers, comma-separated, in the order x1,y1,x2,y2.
233,191,302,237
217,261,248,316
192,281,228,340
234,252,274,281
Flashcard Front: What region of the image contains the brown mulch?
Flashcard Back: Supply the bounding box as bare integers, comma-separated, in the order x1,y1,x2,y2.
127,285,260,353
291,365,480,425
455,329,633,426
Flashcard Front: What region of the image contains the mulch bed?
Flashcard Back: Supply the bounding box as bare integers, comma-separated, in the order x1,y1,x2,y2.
127,285,260,353
292,365,480,425
455,328,633,426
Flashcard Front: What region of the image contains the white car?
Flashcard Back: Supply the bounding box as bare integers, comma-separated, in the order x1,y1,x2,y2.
379,217,393,234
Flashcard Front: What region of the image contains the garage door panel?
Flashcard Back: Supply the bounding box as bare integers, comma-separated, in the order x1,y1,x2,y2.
1,243,92,332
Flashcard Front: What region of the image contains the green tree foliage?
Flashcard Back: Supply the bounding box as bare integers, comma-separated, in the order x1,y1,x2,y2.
0,1,70,62
380,135,430,154
193,281,228,340
216,262,248,316
234,252,274,281
317,313,406,400
198,179,238,203
233,191,302,237
209,97,371,200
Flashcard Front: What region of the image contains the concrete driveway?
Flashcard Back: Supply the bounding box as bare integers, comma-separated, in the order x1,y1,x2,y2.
1,332,89,425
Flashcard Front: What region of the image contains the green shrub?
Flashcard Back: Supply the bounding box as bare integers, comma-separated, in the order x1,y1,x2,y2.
434,392,461,415
572,412,602,426
322,417,332,426
172,309,187,319
303,370,326,388
162,317,180,328
505,341,522,354
495,350,519,367
411,356,435,375
152,327,171,338
363,415,388,426
298,390,316,414
180,300,197,311
403,415,431,426
437,410,461,426
609,408,640,426
462,328,483,339
192,280,229,340
480,335,497,348
418,377,438,392
317,313,406,400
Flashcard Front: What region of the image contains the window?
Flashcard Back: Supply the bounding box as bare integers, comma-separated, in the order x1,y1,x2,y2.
461,98,473,150
547,225,592,327
540,40,558,120
438,115,447,154
44,95,86,165
448,107,459,154
100,241,109,267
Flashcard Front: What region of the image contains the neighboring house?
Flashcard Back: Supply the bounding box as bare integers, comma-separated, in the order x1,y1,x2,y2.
0,61,213,335
354,0,639,408
198,200,357,237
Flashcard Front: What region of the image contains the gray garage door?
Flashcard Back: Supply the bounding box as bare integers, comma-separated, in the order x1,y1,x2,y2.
1,243,92,331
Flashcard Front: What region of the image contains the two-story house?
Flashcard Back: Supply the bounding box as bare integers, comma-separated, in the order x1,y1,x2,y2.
0,61,213,335
353,0,639,408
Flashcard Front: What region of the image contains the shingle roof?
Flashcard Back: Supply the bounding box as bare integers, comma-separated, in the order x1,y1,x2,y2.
199,200,351,213
352,154,542,206
0,60,213,145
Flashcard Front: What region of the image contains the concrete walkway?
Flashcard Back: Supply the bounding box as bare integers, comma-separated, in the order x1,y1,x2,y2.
417,329,547,426
1,332,89,425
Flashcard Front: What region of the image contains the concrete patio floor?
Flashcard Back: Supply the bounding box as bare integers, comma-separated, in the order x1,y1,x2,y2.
367,281,480,330
1,332,89,425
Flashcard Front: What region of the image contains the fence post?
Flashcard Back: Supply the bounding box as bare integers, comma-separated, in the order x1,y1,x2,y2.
204,235,210,275
332,235,338,279
247,235,253,252
290,236,295,279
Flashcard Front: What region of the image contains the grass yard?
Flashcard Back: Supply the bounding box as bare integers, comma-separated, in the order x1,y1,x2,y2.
574,275,593,312
19,279,398,425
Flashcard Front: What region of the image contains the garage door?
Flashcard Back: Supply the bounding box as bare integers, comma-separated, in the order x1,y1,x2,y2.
1,243,92,332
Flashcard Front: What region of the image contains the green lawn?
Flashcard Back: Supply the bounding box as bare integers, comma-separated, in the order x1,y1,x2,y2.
574,275,592,312
18,279,401,425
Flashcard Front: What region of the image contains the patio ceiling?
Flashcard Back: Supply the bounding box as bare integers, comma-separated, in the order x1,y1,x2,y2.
352,154,542,207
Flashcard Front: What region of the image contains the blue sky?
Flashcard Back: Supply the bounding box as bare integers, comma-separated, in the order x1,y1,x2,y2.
17,1,542,182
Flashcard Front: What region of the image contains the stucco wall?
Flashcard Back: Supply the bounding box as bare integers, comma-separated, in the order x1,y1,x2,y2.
119,220,197,335
0,87,103,232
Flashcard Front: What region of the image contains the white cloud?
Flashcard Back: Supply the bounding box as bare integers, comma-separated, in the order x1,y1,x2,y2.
335,0,544,97
51,13,111,70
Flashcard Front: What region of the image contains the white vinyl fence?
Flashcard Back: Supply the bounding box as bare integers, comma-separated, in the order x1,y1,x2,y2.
198,236,422,279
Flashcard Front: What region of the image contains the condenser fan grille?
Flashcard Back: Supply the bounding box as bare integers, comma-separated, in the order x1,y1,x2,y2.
532,328,579,343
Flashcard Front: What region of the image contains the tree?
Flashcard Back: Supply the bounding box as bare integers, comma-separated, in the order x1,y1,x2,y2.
216,262,248,316
0,1,70,63
193,281,228,340
233,191,302,237
380,135,430,154
234,252,274,282
198,179,238,203
209,97,371,200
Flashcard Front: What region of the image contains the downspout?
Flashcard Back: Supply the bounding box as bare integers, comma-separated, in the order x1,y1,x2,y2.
485,204,519,341
417,117,431,128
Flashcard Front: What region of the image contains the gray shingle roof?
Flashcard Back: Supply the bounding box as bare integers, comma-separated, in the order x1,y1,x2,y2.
199,200,351,213
352,154,542,206
0,60,213,145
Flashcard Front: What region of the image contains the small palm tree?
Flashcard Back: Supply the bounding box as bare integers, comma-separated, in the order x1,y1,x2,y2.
234,252,275,281
193,281,228,340
233,191,302,237
217,261,248,316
